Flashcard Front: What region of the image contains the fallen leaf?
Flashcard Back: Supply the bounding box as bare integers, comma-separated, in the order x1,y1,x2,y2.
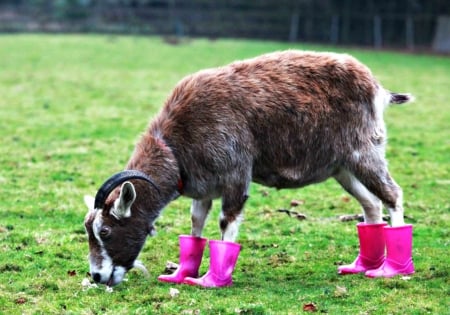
67,270,77,277
169,287,180,298
294,213,307,221
341,196,351,203
277,209,307,220
339,214,391,222
303,302,317,312
339,214,362,222
269,252,295,267
290,199,305,207
15,297,27,305
0,264,22,272
260,190,269,197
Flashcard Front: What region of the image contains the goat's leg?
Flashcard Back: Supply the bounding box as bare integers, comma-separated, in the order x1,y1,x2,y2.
190,199,212,237
349,155,405,227
158,199,211,284
219,184,249,242
334,168,386,274
334,168,383,223
348,154,414,277
184,185,247,287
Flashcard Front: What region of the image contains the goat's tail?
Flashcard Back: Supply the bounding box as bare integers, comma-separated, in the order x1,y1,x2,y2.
389,92,415,105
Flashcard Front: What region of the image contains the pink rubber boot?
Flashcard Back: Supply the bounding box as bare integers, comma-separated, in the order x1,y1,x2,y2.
338,222,387,274
158,235,207,284
184,240,241,288
365,224,415,278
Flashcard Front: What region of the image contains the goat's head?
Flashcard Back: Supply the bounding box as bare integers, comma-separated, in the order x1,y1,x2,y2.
83,170,159,286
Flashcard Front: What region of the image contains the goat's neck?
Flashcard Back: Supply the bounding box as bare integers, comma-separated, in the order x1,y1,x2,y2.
126,133,180,226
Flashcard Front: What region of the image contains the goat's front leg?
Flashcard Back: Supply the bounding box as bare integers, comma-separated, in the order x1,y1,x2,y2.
190,199,212,237
219,184,249,242
184,185,247,287
158,199,211,284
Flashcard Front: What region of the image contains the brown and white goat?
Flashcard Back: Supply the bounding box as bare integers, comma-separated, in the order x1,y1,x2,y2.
84,50,413,286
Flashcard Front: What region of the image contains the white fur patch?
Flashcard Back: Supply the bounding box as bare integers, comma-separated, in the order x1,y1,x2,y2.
352,150,361,161
373,87,391,115
221,212,243,242
110,266,126,286
335,169,382,224
371,87,389,151
190,199,212,237
90,213,115,284
89,247,113,284
92,212,104,243
89,212,129,285
279,166,303,182
388,188,405,227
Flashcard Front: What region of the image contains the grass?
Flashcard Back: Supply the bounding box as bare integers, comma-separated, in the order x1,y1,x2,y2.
0,34,449,315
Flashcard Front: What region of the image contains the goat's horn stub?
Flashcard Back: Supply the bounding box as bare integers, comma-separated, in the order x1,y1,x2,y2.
94,170,160,210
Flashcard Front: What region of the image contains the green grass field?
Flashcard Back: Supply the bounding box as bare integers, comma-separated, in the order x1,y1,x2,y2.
0,34,449,315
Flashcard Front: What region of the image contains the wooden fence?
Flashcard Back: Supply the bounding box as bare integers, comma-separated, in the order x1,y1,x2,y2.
0,1,448,50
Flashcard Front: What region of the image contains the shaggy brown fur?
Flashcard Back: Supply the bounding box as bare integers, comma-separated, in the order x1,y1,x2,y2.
84,50,412,286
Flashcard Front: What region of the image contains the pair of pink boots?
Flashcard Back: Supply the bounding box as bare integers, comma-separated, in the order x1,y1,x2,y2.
158,223,414,288
338,223,415,277
158,236,240,287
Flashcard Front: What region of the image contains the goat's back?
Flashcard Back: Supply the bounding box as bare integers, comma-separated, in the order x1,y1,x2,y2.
152,51,386,195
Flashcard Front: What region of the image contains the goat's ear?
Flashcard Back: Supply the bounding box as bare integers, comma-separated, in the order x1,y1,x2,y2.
84,195,95,212
111,181,136,220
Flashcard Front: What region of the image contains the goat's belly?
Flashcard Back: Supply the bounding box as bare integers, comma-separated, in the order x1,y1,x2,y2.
252,166,336,189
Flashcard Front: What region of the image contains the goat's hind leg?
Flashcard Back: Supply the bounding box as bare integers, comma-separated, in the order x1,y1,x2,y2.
348,155,405,227
348,153,414,277
334,168,383,223
335,168,387,274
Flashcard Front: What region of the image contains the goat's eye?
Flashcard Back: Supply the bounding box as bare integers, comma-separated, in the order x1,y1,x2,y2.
99,226,111,239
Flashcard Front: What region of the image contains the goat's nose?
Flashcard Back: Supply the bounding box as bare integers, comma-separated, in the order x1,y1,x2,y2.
92,273,101,283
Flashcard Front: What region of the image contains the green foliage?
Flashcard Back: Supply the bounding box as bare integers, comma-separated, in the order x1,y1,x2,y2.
0,34,449,314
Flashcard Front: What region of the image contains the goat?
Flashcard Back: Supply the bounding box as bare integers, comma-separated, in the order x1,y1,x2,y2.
84,50,414,287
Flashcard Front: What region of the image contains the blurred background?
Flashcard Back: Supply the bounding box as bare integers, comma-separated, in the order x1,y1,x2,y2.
0,0,449,53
